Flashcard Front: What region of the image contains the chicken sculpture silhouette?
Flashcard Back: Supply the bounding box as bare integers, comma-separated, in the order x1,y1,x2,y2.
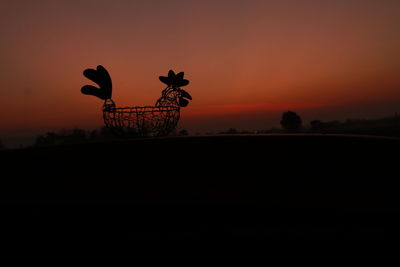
81,65,192,136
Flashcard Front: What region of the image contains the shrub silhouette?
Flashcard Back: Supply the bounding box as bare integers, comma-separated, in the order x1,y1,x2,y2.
310,120,341,133
310,120,324,132
281,111,302,132
178,129,189,136
33,127,117,147
34,128,88,146
228,128,238,134
35,132,59,146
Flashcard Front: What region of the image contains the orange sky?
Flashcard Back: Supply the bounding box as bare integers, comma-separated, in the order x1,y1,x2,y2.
1,0,400,142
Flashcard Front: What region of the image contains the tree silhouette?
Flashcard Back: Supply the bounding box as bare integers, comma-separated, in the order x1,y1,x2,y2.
281,111,302,132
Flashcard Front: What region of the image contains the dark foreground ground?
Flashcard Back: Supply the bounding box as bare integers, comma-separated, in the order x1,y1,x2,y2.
1,134,400,240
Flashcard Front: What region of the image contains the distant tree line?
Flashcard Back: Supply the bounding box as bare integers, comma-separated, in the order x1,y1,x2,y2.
283,111,400,136
177,129,189,136
308,115,400,136
310,120,341,133
31,111,400,147
34,127,115,147
217,128,258,135
213,111,400,137
33,127,191,147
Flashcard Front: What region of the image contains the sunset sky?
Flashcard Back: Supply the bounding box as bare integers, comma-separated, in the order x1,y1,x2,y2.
1,0,400,146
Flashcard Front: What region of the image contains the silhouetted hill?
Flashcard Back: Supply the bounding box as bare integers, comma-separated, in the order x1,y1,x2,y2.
1,135,400,240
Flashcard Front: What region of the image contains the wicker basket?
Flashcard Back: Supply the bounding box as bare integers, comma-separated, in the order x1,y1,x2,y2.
81,66,191,137
102,100,180,137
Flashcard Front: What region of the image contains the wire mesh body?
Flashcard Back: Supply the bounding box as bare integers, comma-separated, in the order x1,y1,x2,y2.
103,100,180,137
81,67,191,137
